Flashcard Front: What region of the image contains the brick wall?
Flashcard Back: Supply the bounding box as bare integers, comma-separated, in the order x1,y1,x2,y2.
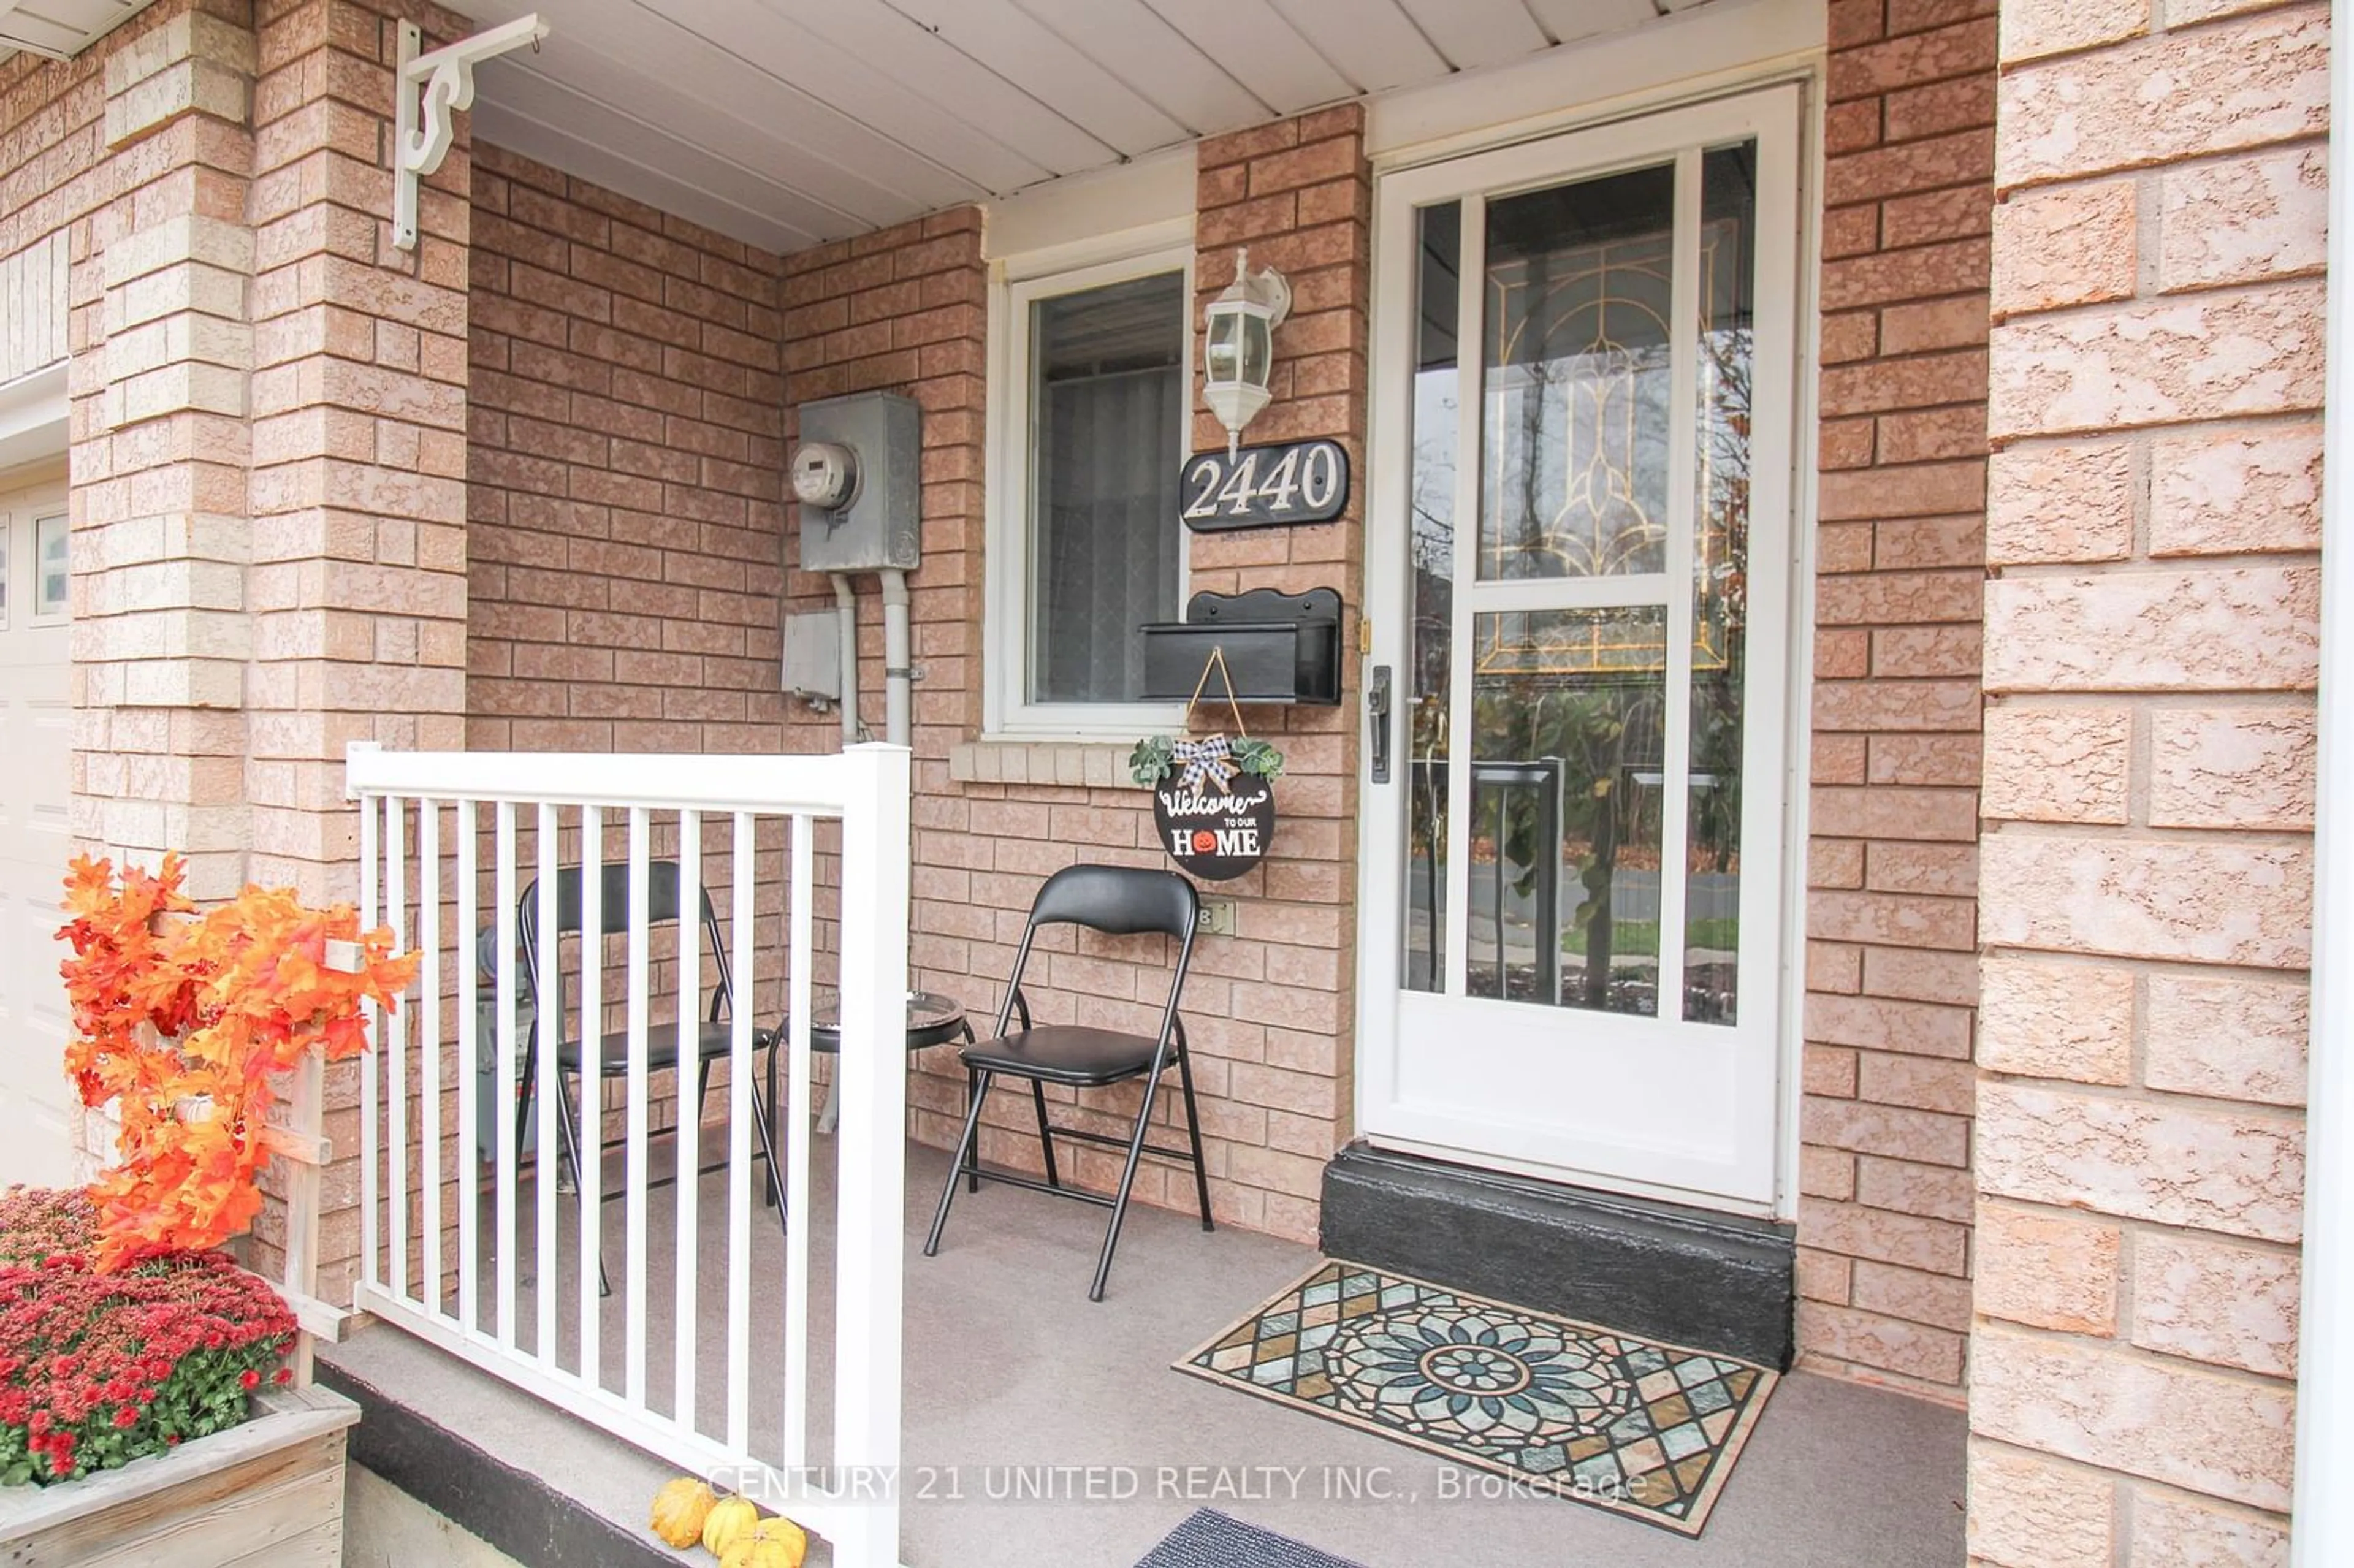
29,0,480,1291
0,0,245,1179
769,108,1369,1243
465,142,787,756
1796,0,1995,1399
13,0,257,910
1970,0,2323,1558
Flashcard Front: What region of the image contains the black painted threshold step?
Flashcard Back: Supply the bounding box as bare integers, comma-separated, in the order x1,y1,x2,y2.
1319,1143,1796,1368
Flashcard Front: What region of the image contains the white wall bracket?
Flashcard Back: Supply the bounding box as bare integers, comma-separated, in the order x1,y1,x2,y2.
392,15,549,251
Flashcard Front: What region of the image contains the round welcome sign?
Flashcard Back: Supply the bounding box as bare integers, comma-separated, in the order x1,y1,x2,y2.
1153,768,1276,882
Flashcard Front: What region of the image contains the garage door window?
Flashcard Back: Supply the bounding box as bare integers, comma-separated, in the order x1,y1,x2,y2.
33,514,64,622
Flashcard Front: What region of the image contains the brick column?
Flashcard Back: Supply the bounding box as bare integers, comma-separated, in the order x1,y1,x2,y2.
66,0,474,1293
71,1,261,904
245,0,470,907
1972,1,2324,1560
1186,105,1371,1233
1797,0,1995,1399
241,0,473,1296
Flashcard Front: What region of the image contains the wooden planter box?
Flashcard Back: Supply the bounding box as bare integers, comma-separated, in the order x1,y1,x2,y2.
0,1383,357,1566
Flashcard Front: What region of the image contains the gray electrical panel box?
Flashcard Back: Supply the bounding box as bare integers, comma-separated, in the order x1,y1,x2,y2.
781,608,842,701
794,390,921,573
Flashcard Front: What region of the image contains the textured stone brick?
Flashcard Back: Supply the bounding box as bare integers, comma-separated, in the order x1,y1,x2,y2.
1980,705,2128,823
1853,1158,1973,1227
1971,1326,2296,1510
1831,19,1995,101
1810,888,1978,951
1883,182,1994,248
1812,678,1982,734
2144,972,2309,1108
1802,1095,1971,1169
1977,956,2132,1084
1796,1300,1964,1383
1977,1082,2306,1241
1997,0,2146,63
1859,945,1978,1006
1966,1442,2117,1568
1997,7,2328,188
2158,144,2326,292
2147,707,2315,830
1799,1195,1970,1273
1979,834,2310,968
1988,283,2326,440
1878,297,1990,354
1990,180,2135,315
2149,425,2322,557
2126,1488,2291,1568
1823,237,1990,314
1975,1202,2120,1332
1818,458,1984,520
2130,1231,2300,1377
1866,733,1983,785
1983,568,2320,694
1807,992,1973,1057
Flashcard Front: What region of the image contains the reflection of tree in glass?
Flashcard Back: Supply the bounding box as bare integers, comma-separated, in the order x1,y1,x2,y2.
1406,368,1456,989
1689,319,1751,883
1476,626,1665,1015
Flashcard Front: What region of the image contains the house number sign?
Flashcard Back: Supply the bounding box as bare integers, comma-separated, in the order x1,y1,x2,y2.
1180,438,1349,531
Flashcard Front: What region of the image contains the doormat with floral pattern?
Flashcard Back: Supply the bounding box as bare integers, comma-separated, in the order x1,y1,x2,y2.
1175,1260,1777,1536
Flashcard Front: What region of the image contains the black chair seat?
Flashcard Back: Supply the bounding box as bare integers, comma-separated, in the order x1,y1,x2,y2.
554,1021,776,1073
923,864,1211,1301
958,1025,1160,1087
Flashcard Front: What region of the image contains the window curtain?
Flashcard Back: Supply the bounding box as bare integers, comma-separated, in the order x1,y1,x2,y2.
1032,364,1182,704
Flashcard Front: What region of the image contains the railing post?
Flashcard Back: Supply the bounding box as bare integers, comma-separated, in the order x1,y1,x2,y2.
828,742,910,1568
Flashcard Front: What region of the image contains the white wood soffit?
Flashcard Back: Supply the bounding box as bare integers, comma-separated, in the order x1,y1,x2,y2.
451,0,1720,256
0,0,148,63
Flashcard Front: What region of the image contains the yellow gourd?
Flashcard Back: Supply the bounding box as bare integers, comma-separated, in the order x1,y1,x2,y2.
701,1494,761,1556
648,1477,714,1548
720,1517,809,1568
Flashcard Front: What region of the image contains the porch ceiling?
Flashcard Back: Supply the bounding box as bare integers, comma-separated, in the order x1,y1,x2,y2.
3,0,149,64
453,0,1720,256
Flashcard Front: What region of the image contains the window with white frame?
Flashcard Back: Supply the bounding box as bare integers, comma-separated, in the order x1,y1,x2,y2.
989,244,1191,734
32,513,66,622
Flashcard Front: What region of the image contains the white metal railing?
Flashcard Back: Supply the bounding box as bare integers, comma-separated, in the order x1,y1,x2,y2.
345,744,911,1567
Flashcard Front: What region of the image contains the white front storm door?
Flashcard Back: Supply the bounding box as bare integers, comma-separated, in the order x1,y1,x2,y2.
1357,87,1803,1208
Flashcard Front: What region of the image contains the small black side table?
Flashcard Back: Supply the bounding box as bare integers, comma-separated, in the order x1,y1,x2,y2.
765,991,975,1141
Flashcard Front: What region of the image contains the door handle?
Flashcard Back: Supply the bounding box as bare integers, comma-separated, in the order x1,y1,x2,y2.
1367,664,1392,784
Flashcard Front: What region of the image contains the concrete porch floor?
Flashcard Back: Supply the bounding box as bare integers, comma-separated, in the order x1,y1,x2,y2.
322,1140,1964,1567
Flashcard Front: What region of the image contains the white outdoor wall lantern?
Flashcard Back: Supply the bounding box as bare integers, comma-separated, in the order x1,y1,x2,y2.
1202,248,1292,459
392,15,549,252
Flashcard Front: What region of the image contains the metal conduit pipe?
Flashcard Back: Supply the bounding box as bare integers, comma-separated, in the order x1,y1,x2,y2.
880,569,913,748
830,573,859,747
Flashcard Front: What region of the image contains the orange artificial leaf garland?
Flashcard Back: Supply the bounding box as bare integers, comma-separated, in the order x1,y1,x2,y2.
57,854,418,1273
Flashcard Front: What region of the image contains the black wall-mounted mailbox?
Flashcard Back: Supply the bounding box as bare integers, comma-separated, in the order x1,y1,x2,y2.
1140,587,1344,706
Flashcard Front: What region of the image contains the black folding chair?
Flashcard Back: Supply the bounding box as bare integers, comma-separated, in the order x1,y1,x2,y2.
514,861,787,1290
923,864,1213,1301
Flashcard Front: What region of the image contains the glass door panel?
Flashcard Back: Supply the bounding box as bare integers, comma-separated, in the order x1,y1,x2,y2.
1479,164,1675,582
1404,141,1761,1025
1404,201,1460,994
1685,143,1758,1026
1468,606,1667,1010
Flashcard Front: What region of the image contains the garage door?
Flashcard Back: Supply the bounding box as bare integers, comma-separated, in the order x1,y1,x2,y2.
0,476,75,1187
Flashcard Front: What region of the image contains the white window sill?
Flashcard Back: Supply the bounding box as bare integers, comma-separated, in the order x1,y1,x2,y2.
949,739,1140,788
